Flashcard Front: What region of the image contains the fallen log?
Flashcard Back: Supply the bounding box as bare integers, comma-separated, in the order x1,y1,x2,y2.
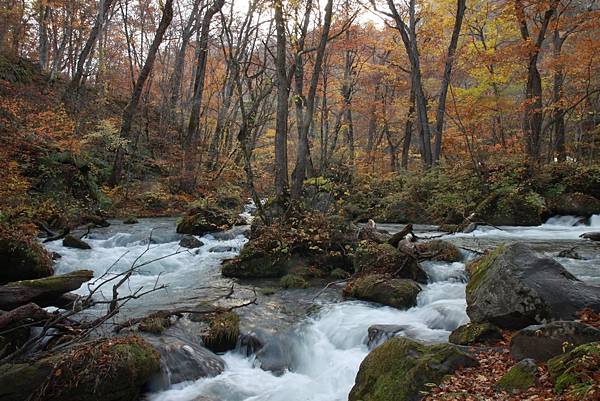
0,303,55,331
388,224,414,248
0,270,93,310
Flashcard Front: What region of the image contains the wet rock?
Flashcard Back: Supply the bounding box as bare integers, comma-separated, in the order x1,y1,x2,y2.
123,216,138,224
82,213,111,228
0,336,159,401
548,342,600,395
179,235,204,249
548,193,600,217
255,334,294,375
208,245,236,253
147,336,224,388
138,316,172,335
176,202,240,236
0,236,54,284
462,222,478,233
343,274,421,309
367,324,407,348
449,322,503,346
510,321,600,362
62,234,91,249
466,243,600,329
580,232,600,241
496,359,537,393
51,251,62,260
238,332,266,357
353,242,427,284
349,337,478,401
416,239,462,262
557,247,584,259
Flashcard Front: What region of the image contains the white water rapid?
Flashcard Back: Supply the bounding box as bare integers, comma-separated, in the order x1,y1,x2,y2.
41,214,600,401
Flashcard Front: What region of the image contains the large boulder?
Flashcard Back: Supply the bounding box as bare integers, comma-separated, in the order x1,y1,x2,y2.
0,236,54,284
354,241,427,284
176,208,239,236
343,274,421,309
415,240,462,262
466,243,600,329
0,336,160,401
548,193,600,217
349,337,478,401
547,342,600,396
510,321,600,362
179,235,204,249
475,190,544,226
62,234,91,249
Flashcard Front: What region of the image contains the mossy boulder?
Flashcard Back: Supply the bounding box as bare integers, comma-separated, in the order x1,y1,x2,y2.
496,359,537,393
547,193,600,217
416,240,462,262
62,234,92,249
548,342,600,396
449,322,502,346
201,311,240,353
138,316,171,335
343,274,421,309
0,336,160,401
179,235,204,249
466,243,600,329
354,241,427,284
176,206,240,235
123,216,139,224
279,274,309,289
0,236,54,284
349,337,478,401
475,190,545,226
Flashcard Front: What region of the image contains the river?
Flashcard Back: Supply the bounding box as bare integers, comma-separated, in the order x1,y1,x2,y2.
43,214,600,401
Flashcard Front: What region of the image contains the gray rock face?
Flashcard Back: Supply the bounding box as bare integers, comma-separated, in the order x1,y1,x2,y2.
179,235,204,249
62,234,91,249
147,337,224,389
466,243,600,329
510,321,600,361
581,232,600,241
366,324,407,349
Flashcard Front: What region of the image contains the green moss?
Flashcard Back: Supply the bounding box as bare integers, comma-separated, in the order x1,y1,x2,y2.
349,337,477,401
496,361,537,392
259,287,277,296
418,240,461,262
202,311,240,353
15,270,93,291
138,316,170,334
0,237,54,284
280,274,309,289
465,245,505,296
344,274,421,309
548,342,600,395
330,268,350,279
449,323,502,345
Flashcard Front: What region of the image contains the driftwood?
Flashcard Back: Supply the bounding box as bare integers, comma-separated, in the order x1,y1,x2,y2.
388,224,414,248
0,303,55,331
0,270,93,310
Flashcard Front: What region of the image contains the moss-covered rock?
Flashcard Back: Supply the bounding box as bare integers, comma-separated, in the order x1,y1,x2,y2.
279,274,309,289
123,216,139,224
548,342,600,396
416,240,462,262
62,234,92,249
548,193,600,217
0,336,160,401
343,274,421,309
449,322,502,346
354,241,427,284
138,316,171,335
176,204,240,235
475,190,545,226
0,235,54,284
496,359,537,393
349,337,478,401
466,243,600,329
201,311,240,353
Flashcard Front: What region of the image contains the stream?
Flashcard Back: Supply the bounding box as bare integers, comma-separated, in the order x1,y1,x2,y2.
43,215,600,401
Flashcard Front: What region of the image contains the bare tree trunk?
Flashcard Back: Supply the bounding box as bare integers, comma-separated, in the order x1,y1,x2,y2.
67,0,115,92
402,87,416,169
108,0,174,186
38,4,50,71
291,0,334,199
274,0,289,199
552,29,566,162
433,0,466,162
180,0,225,192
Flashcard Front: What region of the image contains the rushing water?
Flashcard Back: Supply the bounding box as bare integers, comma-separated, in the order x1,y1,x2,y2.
42,214,600,401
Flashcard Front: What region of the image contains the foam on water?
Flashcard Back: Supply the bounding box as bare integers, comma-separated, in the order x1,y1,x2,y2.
147,260,468,401
452,214,600,240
